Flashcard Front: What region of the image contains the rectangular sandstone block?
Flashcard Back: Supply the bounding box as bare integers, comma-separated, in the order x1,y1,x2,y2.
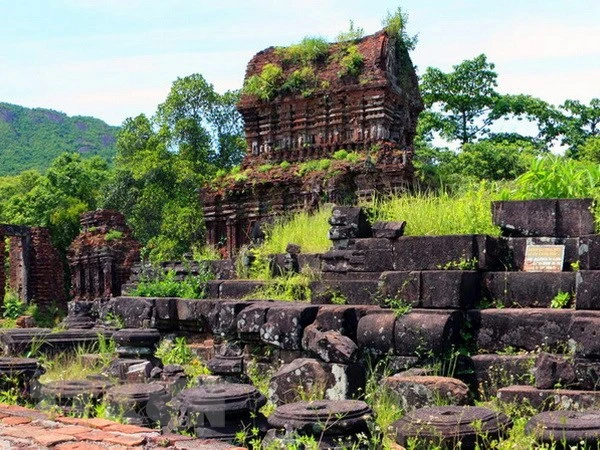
392,235,501,271
506,237,578,271
575,271,600,310
470,308,573,353
378,271,420,307
420,270,480,309
310,280,380,305
577,235,600,270
379,270,480,309
492,199,595,237
219,280,265,299
482,272,576,308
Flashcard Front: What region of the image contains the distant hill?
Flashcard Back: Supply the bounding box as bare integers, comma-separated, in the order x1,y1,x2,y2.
0,102,119,176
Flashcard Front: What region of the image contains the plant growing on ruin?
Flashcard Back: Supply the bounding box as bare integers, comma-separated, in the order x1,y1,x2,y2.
248,272,313,302
258,163,274,173
337,44,364,78
383,297,412,317
382,6,418,51
550,291,571,309
131,268,212,299
329,290,347,305
104,229,123,242
336,20,365,44
156,337,193,365
2,291,27,320
437,257,478,270
243,63,284,100
282,66,319,97
276,36,329,66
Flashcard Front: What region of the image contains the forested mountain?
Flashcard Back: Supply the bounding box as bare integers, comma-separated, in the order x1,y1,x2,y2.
0,102,118,175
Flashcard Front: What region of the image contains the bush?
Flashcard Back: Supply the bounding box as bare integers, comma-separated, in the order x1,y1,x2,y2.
276,37,329,65
336,20,365,44
501,155,600,200
104,230,123,242
338,44,364,78
279,160,291,170
131,266,213,299
282,67,319,97
332,149,349,160
243,63,284,100
258,164,274,173
2,291,26,320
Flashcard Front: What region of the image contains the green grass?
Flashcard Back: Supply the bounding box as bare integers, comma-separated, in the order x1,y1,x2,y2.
363,183,501,236
259,206,333,255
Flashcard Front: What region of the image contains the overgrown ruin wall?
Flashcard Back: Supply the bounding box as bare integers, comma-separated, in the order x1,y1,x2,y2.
0,224,66,310
202,30,423,255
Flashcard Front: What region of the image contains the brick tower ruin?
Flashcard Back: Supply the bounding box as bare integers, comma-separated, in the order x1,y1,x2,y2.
68,210,140,302
201,30,423,255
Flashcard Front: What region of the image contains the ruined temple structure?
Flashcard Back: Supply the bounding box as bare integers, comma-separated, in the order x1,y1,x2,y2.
68,210,140,302
202,29,423,255
0,225,66,310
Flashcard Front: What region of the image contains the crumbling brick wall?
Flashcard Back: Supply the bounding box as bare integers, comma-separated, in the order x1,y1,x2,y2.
29,227,67,310
0,225,66,310
0,233,5,302
8,236,25,299
202,30,423,255
68,210,141,301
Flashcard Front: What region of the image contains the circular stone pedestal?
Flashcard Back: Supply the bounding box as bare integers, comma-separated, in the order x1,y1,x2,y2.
106,383,167,427
39,379,110,415
113,328,161,359
393,406,512,449
171,383,266,442
266,400,372,448
526,410,600,448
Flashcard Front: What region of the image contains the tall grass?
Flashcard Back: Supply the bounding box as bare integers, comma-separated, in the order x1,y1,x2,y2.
364,182,501,236
259,206,333,255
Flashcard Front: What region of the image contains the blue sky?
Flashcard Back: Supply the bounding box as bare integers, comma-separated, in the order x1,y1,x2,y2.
0,1,598,126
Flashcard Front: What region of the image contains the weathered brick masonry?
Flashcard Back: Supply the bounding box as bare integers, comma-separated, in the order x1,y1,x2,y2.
202,30,423,255
0,224,66,309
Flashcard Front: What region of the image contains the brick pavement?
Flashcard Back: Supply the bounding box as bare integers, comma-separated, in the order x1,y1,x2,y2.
0,404,245,449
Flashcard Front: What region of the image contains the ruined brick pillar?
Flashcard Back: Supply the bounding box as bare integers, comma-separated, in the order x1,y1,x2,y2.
0,231,5,302
28,227,67,310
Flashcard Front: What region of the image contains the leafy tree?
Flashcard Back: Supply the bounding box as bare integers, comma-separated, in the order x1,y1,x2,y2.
0,153,110,251
557,98,600,158
420,54,500,145
156,73,245,171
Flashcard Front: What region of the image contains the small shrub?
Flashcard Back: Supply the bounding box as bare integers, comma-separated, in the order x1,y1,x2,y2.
258,163,274,173
338,44,364,78
282,66,319,97
131,266,212,299
329,291,347,305
336,20,365,44
332,149,349,160
384,297,412,316
276,36,329,65
248,273,313,302
345,151,361,163
104,230,123,242
279,160,291,170
437,257,478,270
155,337,193,365
3,291,26,320
243,63,284,100
550,291,571,309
